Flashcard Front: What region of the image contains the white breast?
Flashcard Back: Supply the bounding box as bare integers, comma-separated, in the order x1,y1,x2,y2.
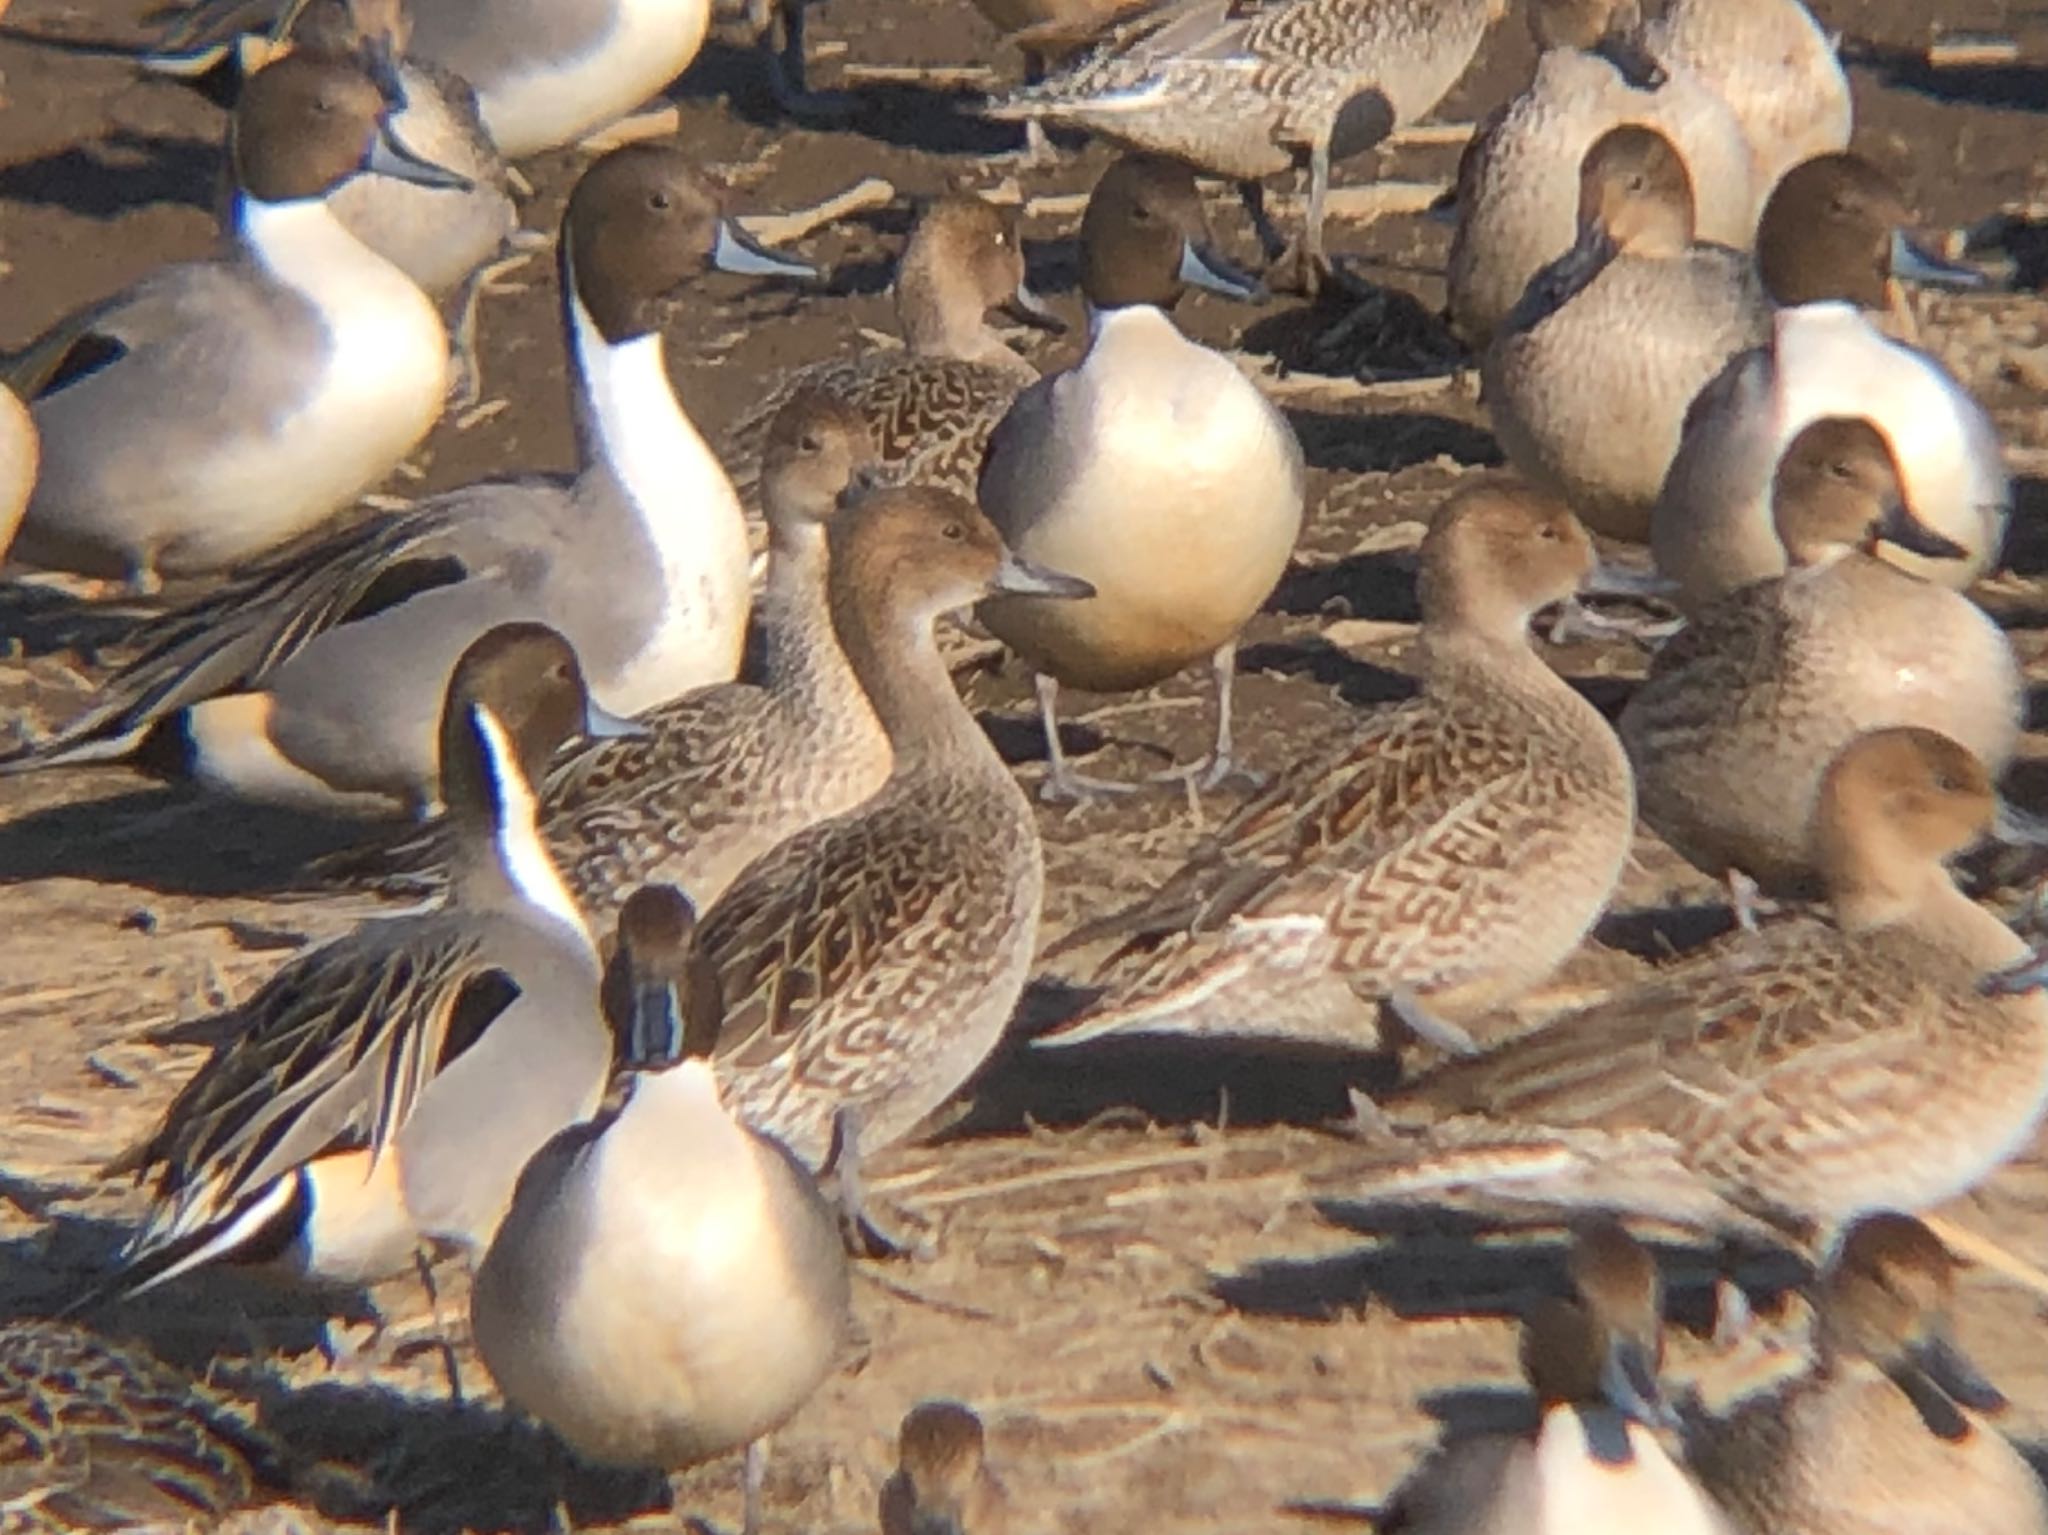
477,0,712,156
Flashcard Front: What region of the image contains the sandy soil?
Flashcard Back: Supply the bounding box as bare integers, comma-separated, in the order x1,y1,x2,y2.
3,0,2048,1530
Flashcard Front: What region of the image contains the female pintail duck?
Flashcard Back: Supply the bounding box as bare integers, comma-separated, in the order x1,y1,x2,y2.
2,51,468,592
1653,157,2007,608
4,145,811,817
1447,0,1757,346
331,388,891,923
986,0,1505,291
105,625,624,1298
1691,1213,2048,1535
472,884,849,1535
1641,0,1850,199
1621,418,2021,901
1036,480,1634,1053
689,485,1090,1178
977,153,1302,800
880,1400,1011,1535
153,0,716,158
0,1321,288,1532
970,0,1163,161
1483,123,1771,543
1381,1220,1738,1535
1336,728,2048,1257
720,193,1061,512
0,384,34,561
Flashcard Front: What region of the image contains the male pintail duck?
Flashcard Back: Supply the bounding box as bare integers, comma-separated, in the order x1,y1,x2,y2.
977,153,1302,800
1483,123,1771,543
1621,417,2021,900
986,0,1505,291
331,388,891,923
4,145,810,817
1380,1220,1738,1535
0,383,34,561
3,51,467,591
1653,158,2007,606
1447,0,1757,346
720,193,1061,512
473,884,848,1535
690,486,1090,1179
1038,480,1633,1052
105,626,623,1297
1640,0,1851,199
1691,1213,2048,1535
1334,728,2048,1255
152,0,717,158
879,1400,1011,1535
0,1321,288,1532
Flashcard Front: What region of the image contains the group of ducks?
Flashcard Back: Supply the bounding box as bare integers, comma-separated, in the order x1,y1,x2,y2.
0,0,2045,1526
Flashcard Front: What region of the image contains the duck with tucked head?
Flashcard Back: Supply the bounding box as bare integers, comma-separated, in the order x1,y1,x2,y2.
1483,123,1771,543
1691,1213,2048,1535
978,153,1302,801
5,144,811,817
1037,479,1633,1055
4,50,469,590
1622,417,2021,903
1654,153,2005,608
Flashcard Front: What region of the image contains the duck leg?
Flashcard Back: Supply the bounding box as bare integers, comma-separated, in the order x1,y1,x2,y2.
764,0,859,121
821,1106,920,1258
1148,642,1263,793
1034,672,1138,802
1238,179,1290,265
447,232,548,412
741,1438,770,1535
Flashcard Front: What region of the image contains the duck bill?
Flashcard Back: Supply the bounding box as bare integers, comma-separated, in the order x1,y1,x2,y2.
1982,947,2048,998
1910,1330,2009,1415
366,122,475,193
1583,562,1680,601
711,218,818,281
1178,239,1267,303
991,549,1094,600
1600,1337,1679,1433
1991,799,2048,849
1591,31,1668,91
583,699,650,741
1001,281,1067,333
1874,498,1969,562
1889,229,1989,291
625,979,686,1068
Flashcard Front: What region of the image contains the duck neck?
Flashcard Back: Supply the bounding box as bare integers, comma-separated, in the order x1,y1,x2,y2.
235,192,416,300
447,705,592,947
830,583,987,774
1827,852,2019,963
896,260,1003,363
759,525,860,708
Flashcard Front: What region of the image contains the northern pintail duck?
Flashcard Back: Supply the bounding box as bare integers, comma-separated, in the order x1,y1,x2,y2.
1037,480,1634,1052
978,153,1302,799
3,51,466,591
1446,0,1758,346
0,383,34,561
106,625,623,1295
1653,159,2008,606
1381,1221,1738,1535
986,0,1504,289
471,884,850,1535
0,1321,286,1531
1621,417,2021,898
156,0,717,157
721,193,1059,511
1483,123,1771,543
1339,728,2048,1253
1640,0,1850,198
880,1400,1011,1535
691,485,1090,1174
1691,1213,2048,1535
5,144,810,816
334,388,891,921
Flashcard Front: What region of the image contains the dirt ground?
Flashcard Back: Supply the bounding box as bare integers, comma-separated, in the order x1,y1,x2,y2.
4,0,2048,1530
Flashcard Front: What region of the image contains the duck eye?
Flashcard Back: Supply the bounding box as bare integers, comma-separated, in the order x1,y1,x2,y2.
941,522,965,542
649,190,672,212
798,433,823,453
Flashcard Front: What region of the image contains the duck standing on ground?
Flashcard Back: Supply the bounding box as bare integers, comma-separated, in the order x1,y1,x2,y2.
1653,154,2007,607
1447,0,1757,345
2,51,469,591
104,626,622,1300
1036,480,1633,1054
4,144,811,817
1482,123,1770,543
977,154,1302,800
1690,1213,2048,1535
986,0,1505,291
1333,728,2048,1263
1621,417,2021,902
472,884,850,1535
